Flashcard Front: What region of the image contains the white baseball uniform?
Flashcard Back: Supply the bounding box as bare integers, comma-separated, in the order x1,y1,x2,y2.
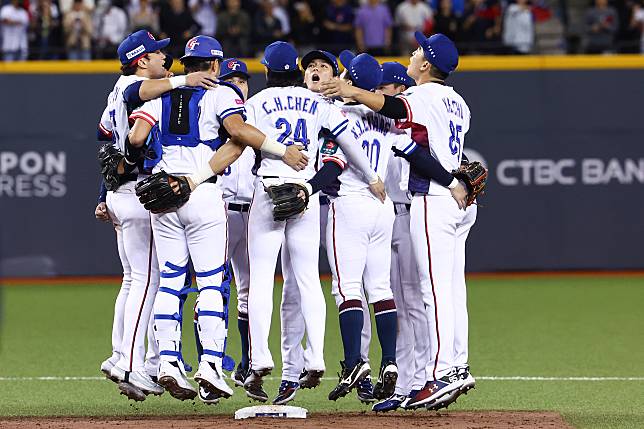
130,84,245,371
98,74,160,376
396,82,477,380
219,147,255,316
384,138,430,395
245,86,376,372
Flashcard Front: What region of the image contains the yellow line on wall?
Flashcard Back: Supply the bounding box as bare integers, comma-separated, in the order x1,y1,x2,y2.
1,55,643,74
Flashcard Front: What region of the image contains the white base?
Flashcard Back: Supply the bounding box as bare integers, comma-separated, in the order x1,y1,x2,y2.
234,405,308,419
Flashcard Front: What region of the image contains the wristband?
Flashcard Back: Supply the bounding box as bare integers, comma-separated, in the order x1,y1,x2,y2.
188,162,215,187
448,177,459,189
169,75,187,89
368,174,380,185
260,136,287,157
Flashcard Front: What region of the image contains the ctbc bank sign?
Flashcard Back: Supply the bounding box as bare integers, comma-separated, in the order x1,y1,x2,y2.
0,151,67,197
496,158,644,186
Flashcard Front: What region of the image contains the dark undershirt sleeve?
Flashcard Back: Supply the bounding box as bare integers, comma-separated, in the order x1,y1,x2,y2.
307,162,343,194
377,95,408,120
406,147,454,187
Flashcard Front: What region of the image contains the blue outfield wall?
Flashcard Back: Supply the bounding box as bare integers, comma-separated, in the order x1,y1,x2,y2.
0,70,643,276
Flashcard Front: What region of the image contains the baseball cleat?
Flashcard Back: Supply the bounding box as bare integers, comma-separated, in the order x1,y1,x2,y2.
299,369,325,389
426,388,461,411
198,386,222,405
272,380,299,405
244,368,271,402
401,389,421,409
404,369,464,408
328,360,370,401
372,393,406,412
194,361,233,398
100,358,119,383
157,360,198,401
109,366,164,396
373,361,398,400
458,365,476,393
232,364,248,387
117,381,146,402
356,375,376,403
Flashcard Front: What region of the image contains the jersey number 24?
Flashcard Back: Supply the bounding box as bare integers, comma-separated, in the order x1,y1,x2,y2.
275,118,310,149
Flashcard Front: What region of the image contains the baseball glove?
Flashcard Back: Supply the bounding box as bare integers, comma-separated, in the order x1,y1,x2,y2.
98,143,125,191
453,161,488,206
135,171,192,213
266,183,310,221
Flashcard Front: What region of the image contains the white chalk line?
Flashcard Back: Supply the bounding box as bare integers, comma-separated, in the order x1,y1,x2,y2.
0,376,643,382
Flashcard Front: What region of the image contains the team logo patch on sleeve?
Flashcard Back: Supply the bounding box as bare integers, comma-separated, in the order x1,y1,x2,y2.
320,140,339,155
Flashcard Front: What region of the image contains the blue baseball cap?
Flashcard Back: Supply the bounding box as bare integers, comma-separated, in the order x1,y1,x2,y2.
117,30,170,65
180,35,224,61
261,41,299,72
414,32,459,74
219,58,250,80
380,62,415,87
301,50,339,76
338,50,383,91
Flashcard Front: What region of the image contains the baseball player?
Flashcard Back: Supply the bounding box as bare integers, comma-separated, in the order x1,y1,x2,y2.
323,52,407,404
215,58,255,388
320,32,478,409
96,30,221,401
127,35,308,403
370,62,432,412
236,41,386,403
277,50,375,405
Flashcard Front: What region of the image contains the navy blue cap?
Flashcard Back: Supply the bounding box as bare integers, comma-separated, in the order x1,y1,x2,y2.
117,30,170,65
261,41,299,72
180,35,224,61
219,58,250,80
301,50,339,76
414,32,459,74
380,62,415,87
338,50,383,91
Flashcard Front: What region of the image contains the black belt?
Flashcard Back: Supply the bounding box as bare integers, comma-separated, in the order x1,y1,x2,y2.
262,175,278,179
319,195,330,206
393,203,411,215
228,202,250,212
119,173,138,184
205,176,218,184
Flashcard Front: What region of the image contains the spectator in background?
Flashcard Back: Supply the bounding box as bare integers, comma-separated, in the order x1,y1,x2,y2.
502,0,534,53
395,0,433,55
290,0,319,53
433,0,462,43
254,0,283,53
63,0,92,59
189,0,218,37
462,0,502,53
631,1,644,52
430,0,465,15
1,0,30,61
274,0,291,37
323,0,354,52
94,0,128,59
58,0,94,15
160,0,201,57
354,0,393,55
129,0,159,33
29,0,62,59
216,0,250,57
585,0,618,53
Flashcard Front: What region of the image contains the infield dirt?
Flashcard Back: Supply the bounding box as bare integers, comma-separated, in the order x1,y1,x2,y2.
0,411,572,428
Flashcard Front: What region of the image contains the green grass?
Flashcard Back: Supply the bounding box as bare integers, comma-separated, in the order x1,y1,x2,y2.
0,276,643,428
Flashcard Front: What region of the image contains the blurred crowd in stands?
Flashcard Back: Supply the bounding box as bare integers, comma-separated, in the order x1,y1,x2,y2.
1,0,643,61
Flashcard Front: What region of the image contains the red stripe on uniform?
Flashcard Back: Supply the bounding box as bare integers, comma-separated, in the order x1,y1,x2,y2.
129,224,154,371
424,196,441,380
399,96,413,123
331,202,345,302
323,156,346,169
129,111,156,127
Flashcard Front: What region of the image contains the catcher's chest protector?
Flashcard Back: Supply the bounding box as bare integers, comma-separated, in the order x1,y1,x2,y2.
160,87,206,149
